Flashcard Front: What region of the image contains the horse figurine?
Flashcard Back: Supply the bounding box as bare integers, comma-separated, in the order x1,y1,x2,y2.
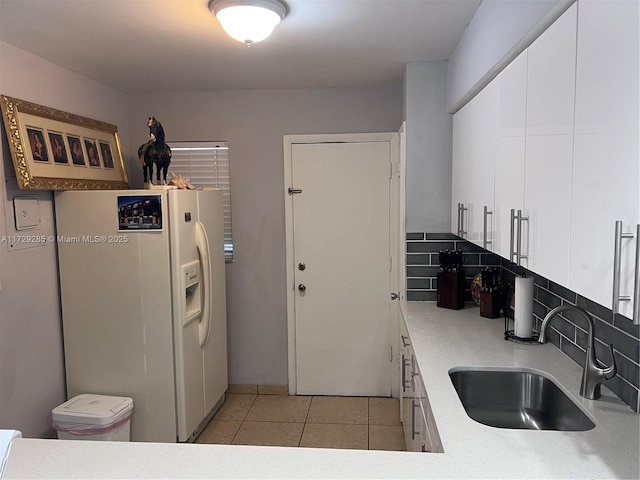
138,117,172,185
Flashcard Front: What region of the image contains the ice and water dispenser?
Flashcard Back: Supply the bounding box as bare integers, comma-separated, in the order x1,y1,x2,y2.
182,260,202,325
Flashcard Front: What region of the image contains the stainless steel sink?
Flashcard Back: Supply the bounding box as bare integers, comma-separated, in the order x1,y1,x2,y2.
449,368,595,431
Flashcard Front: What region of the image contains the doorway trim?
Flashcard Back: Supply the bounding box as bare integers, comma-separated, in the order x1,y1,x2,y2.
283,132,400,395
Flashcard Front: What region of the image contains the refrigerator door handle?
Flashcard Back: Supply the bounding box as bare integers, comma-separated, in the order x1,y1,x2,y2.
195,221,213,348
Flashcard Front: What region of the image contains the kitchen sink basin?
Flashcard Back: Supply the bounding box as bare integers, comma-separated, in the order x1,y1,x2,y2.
449,368,595,431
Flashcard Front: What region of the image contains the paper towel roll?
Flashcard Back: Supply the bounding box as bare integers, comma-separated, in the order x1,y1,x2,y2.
514,276,534,338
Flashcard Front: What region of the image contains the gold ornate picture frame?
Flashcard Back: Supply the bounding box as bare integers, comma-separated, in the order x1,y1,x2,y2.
0,95,128,190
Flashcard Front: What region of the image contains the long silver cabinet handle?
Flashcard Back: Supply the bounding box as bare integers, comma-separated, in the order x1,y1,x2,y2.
410,355,417,391
516,209,522,264
457,203,464,237
458,203,467,238
510,209,528,266
483,205,493,250
411,399,421,440
401,355,412,391
510,209,516,262
613,221,634,316
634,224,639,325
517,210,529,265
462,204,467,237
612,221,623,313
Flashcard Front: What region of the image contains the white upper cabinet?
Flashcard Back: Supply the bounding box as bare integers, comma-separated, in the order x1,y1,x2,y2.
451,73,498,247
466,81,498,249
494,51,527,260
451,101,471,237
569,0,639,319
451,1,638,322
525,3,578,137
522,3,577,285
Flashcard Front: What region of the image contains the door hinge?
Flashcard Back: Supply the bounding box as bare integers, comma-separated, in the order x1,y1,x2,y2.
288,187,302,195
389,161,393,179
389,344,393,362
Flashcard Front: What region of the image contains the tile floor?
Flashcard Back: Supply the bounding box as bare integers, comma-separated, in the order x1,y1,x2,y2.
196,385,406,451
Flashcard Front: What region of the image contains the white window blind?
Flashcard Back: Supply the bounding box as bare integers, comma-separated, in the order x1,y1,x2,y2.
169,141,233,261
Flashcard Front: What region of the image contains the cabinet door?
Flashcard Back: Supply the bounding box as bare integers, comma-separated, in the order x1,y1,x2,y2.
400,365,413,449
407,355,427,452
399,318,415,450
523,3,577,284
401,353,421,452
570,0,639,318
494,51,527,260
414,398,429,453
524,136,574,283
416,377,443,453
452,83,498,245
466,81,498,249
451,103,471,237
397,321,442,453
399,332,428,453
526,3,578,136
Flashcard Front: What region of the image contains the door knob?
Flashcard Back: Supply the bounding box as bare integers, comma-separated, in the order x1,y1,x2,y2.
298,262,306,271
298,284,306,293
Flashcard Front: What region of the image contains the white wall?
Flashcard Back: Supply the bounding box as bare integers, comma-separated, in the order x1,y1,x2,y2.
447,0,574,113
127,88,402,385
0,42,131,437
403,62,452,233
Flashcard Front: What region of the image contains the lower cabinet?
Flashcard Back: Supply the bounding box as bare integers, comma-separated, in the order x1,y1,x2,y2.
400,319,443,453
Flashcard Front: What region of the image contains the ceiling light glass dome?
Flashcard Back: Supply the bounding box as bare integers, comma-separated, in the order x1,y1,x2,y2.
209,0,288,46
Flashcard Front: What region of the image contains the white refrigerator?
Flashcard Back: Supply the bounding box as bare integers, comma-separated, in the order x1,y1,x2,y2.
54,189,227,443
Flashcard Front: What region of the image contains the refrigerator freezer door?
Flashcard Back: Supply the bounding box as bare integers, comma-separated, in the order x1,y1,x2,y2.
196,189,228,417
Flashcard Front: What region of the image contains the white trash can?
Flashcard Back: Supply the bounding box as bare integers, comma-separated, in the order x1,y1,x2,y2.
52,394,133,441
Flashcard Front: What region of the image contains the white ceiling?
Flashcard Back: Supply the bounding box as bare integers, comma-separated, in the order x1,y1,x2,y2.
0,0,480,94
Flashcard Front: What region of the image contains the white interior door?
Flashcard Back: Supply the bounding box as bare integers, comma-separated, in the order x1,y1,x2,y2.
291,141,392,396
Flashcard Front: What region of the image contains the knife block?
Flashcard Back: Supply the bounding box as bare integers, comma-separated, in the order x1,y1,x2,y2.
480,291,501,319
437,271,465,310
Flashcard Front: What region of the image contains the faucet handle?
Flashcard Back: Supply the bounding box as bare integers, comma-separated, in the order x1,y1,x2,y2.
602,344,617,380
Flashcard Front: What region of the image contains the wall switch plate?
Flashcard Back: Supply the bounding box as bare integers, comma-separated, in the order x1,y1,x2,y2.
13,196,41,230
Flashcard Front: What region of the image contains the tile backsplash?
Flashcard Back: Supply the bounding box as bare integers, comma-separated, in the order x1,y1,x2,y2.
406,232,501,302
407,232,640,413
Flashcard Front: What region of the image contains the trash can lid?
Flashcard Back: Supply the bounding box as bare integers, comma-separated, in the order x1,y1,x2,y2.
52,394,133,426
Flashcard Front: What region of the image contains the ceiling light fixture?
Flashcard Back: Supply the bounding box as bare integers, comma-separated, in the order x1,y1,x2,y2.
209,0,288,47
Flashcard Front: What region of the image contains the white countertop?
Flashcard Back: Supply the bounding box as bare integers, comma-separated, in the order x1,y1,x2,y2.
3,302,639,479
0,431,21,478
401,302,639,479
